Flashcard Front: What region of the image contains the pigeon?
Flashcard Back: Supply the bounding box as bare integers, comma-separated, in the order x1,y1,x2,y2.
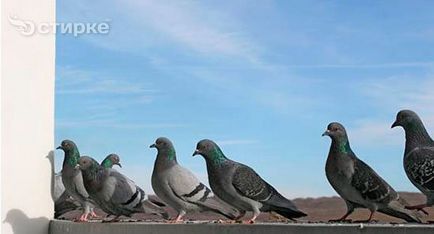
56,139,94,221
193,139,307,223
77,156,169,221
150,137,238,222
323,122,422,223
101,153,122,169
53,153,122,218
392,110,434,212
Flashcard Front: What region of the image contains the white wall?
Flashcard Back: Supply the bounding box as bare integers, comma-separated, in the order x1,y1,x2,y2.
1,0,55,233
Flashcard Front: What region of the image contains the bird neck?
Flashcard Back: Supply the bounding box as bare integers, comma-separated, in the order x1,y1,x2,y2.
62,148,80,168
155,148,178,169
101,158,113,168
207,147,227,166
404,120,433,150
330,138,352,155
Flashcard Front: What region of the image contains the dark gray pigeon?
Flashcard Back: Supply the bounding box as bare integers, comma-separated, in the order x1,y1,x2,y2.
323,122,422,223
56,140,94,221
78,156,168,221
150,137,238,222
193,139,306,223
392,110,434,212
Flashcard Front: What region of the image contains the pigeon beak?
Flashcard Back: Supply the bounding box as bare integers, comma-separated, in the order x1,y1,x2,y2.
56,146,63,150
116,162,122,168
192,149,200,157
391,121,399,128
149,143,157,148
322,130,330,137
74,164,80,170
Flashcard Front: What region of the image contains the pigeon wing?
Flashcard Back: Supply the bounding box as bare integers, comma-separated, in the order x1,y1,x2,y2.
231,165,271,201
405,146,434,191
351,159,395,203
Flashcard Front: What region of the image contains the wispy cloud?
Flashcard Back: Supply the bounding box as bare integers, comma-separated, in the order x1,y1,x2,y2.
349,75,434,146
266,61,434,69
127,0,259,61
57,118,189,129
57,66,157,95
62,0,261,63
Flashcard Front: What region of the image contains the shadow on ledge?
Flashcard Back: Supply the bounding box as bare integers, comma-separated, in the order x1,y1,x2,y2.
3,209,49,234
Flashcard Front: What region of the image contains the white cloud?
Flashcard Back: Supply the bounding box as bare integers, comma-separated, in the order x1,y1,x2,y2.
60,0,261,63
57,66,157,95
57,119,189,129
349,75,434,146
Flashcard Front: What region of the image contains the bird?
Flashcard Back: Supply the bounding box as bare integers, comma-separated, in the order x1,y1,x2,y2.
193,139,307,223
392,110,434,213
150,137,238,222
323,122,422,223
52,152,123,219
101,153,122,169
77,156,169,221
56,139,95,221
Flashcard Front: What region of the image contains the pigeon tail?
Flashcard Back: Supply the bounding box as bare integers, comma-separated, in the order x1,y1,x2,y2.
193,199,238,220
140,199,170,220
379,199,423,223
379,206,422,223
272,206,307,220
264,192,307,219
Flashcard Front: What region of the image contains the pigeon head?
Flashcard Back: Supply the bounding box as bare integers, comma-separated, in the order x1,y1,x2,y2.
150,137,174,150
56,139,77,152
193,139,227,164
322,122,348,140
150,137,176,161
78,156,98,171
391,110,420,129
102,154,122,168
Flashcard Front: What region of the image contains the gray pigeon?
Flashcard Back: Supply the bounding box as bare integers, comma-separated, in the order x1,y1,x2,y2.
77,156,169,221
392,110,434,212
53,153,122,218
56,140,94,221
101,153,122,169
193,139,306,223
150,137,238,222
323,122,422,223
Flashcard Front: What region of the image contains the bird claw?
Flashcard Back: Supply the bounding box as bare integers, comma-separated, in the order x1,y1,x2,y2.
240,220,255,224
328,219,352,223
75,213,89,222
90,211,100,218
353,219,377,223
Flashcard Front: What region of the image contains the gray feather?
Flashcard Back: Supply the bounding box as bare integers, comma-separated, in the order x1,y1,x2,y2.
78,156,167,218
324,122,422,222
393,110,434,206
151,137,238,220
194,139,306,220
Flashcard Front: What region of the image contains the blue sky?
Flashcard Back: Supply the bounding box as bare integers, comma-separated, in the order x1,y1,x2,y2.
55,0,434,198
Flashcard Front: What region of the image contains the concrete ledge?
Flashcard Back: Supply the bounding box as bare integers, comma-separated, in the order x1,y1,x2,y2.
50,220,434,234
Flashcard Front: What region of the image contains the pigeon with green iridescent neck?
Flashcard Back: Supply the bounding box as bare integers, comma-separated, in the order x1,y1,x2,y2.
150,137,238,222
193,139,306,223
56,140,95,221
101,153,122,169
323,122,422,223
78,156,168,221
392,110,434,213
